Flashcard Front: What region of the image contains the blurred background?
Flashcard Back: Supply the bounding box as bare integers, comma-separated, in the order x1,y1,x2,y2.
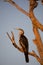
0,0,43,65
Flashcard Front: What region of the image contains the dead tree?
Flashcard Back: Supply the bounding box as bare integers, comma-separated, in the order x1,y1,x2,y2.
4,0,43,65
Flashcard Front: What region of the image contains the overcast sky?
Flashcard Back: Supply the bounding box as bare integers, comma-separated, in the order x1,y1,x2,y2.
0,0,43,65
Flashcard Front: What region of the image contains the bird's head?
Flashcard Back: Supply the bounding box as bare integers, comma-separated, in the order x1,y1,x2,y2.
14,28,24,35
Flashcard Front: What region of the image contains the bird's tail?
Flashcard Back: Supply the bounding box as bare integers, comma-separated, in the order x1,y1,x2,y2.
24,52,29,63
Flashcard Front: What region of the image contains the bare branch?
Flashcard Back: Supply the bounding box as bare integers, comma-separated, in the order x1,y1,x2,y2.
6,32,23,52
29,0,38,11
29,50,43,64
5,0,43,64
6,32,41,64
5,0,43,32
7,32,12,41
29,11,43,31
29,0,43,31
5,0,29,16
33,25,43,50
33,25,43,62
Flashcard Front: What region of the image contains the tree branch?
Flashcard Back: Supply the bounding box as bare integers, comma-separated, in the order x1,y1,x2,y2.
6,31,42,64
5,0,29,16
33,25,43,51
29,0,43,31
29,1,43,64
29,11,43,31
6,32,23,52
29,0,38,12
29,51,43,65
4,0,43,32
33,25,43,62
5,0,43,64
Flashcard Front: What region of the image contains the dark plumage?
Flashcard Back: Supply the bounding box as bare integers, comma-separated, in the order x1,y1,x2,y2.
14,28,29,63
19,35,29,63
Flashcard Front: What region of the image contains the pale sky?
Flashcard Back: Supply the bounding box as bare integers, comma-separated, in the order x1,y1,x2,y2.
0,0,43,65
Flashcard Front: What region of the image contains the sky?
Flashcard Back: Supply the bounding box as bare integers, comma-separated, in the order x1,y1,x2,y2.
0,0,43,65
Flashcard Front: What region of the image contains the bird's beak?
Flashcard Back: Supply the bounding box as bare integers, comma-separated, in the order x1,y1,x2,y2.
14,28,24,34
14,28,20,30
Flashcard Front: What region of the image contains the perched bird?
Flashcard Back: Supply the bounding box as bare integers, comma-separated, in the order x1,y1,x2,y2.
15,28,29,63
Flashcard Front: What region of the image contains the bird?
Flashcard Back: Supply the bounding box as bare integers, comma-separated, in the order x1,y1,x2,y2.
15,28,29,63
